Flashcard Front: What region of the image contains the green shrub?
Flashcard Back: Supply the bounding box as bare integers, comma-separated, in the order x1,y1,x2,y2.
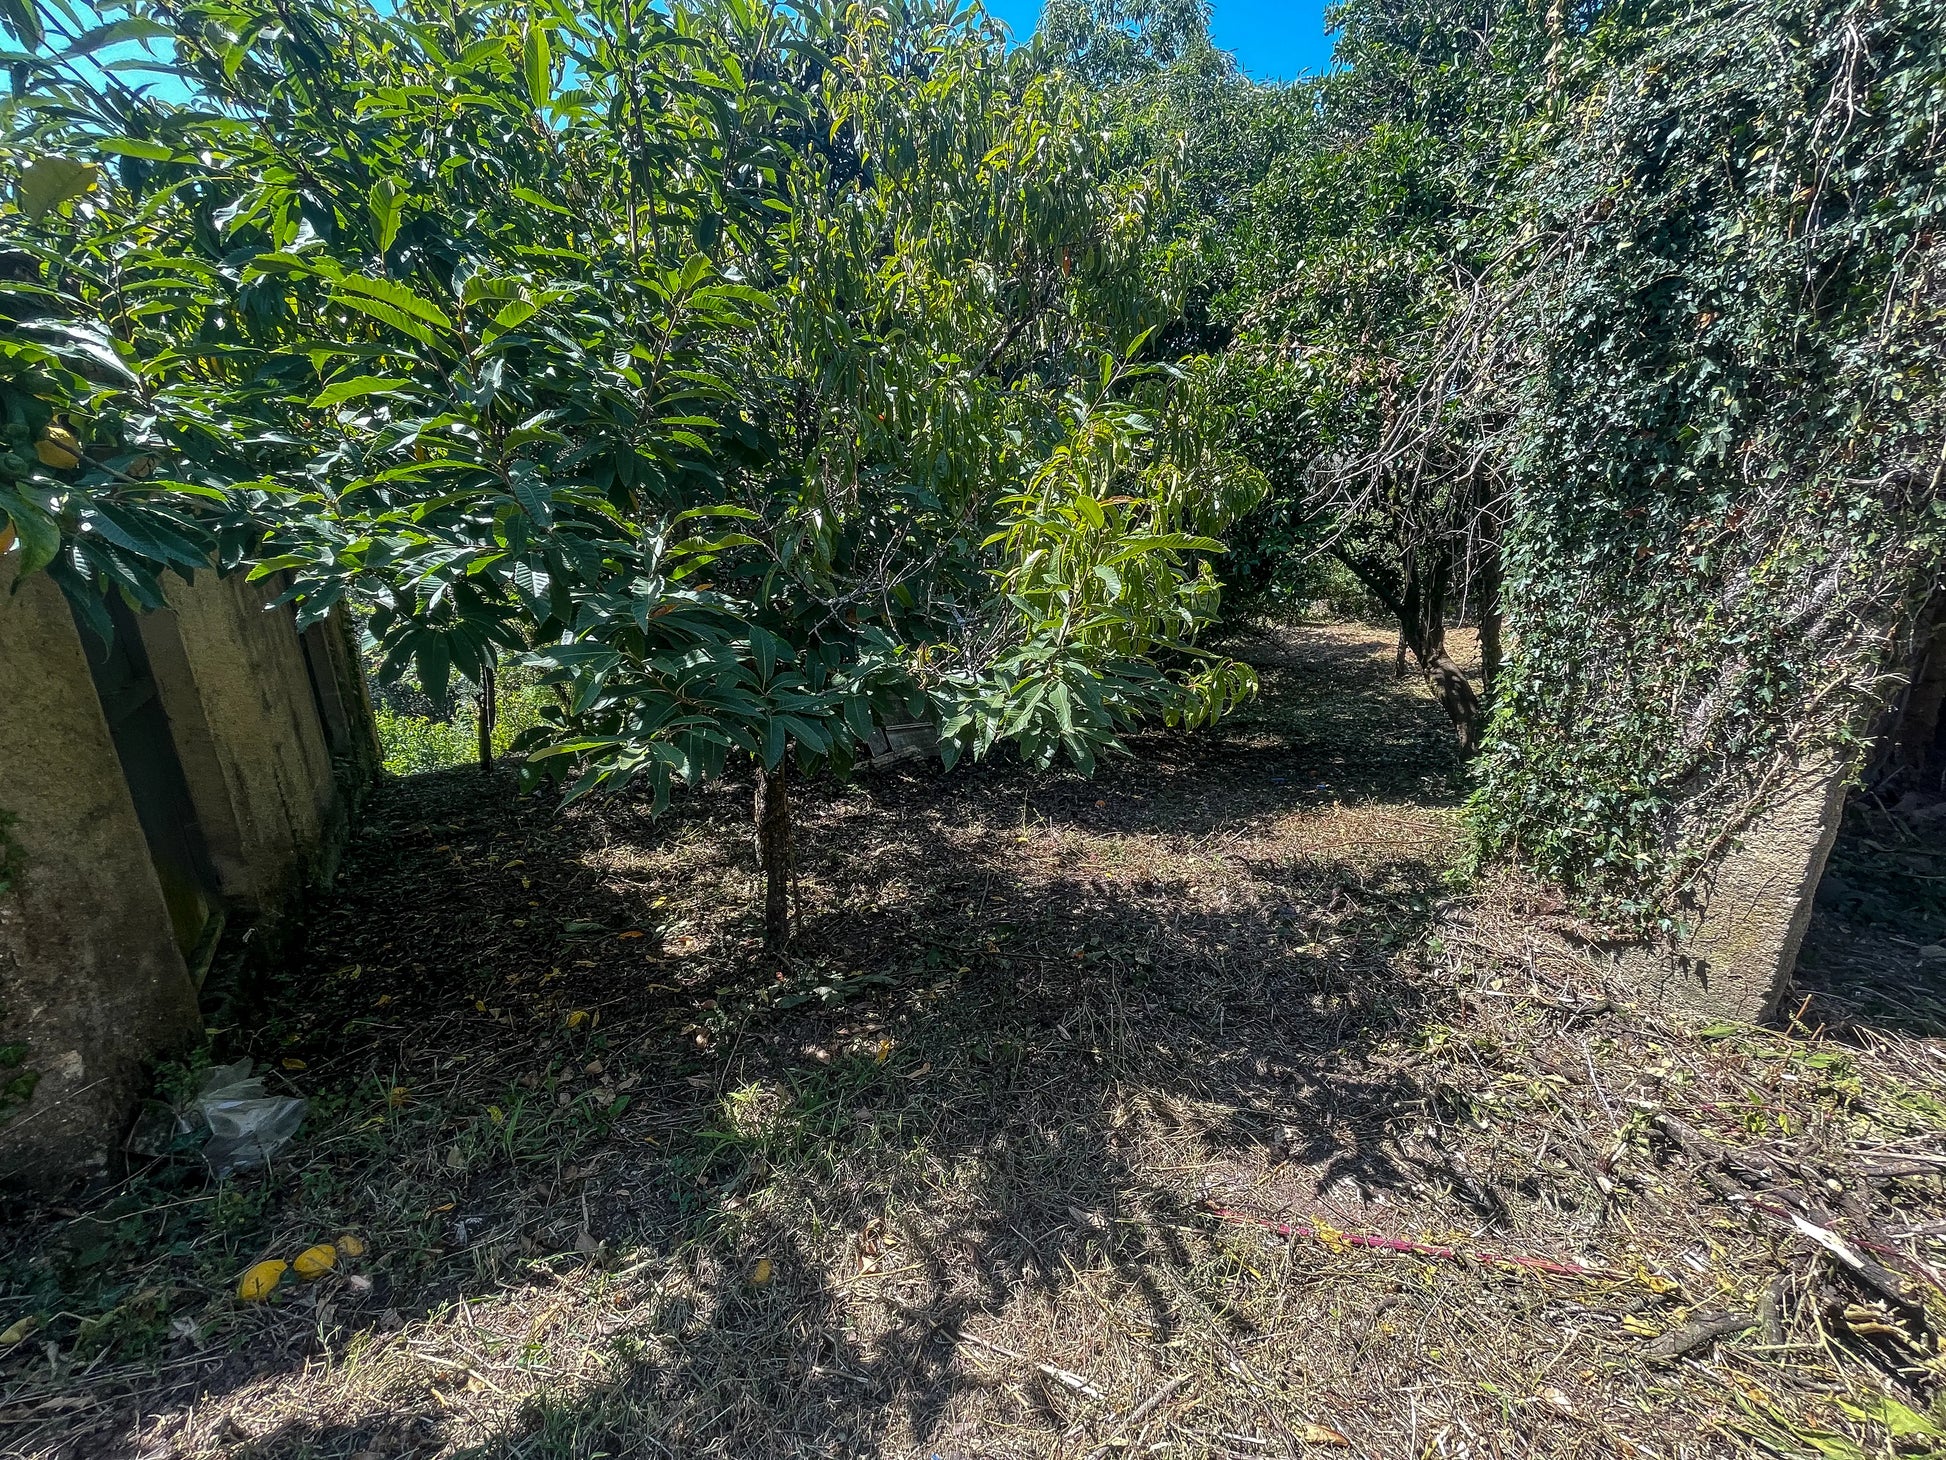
373,665,553,777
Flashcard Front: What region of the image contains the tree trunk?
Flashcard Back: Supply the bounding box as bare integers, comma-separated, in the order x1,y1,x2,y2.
1477,538,1503,703
1409,550,1486,755
1337,546,1486,755
754,760,794,954
476,663,497,773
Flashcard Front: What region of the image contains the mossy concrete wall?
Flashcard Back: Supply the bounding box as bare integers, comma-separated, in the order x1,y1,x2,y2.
1612,755,1850,1024
2,568,377,1190
0,572,202,1187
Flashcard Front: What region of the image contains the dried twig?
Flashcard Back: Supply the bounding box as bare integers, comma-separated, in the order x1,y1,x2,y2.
1082,1374,1192,1460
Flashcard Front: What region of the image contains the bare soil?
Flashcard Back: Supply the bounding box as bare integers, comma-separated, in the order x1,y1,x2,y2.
2,622,1942,1460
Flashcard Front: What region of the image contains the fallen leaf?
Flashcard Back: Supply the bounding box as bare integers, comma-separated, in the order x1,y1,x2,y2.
750,1257,773,1287
0,1315,38,1345
875,1038,893,1065
281,1057,307,1071
487,1105,505,1125
293,1244,338,1279
335,1234,368,1258
388,1086,409,1107
1302,1422,1350,1446
236,1260,287,1302
566,1010,589,1029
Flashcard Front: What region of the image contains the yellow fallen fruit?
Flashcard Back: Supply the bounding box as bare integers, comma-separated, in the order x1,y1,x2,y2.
335,1233,367,1258
293,1244,339,1279
237,1260,287,1301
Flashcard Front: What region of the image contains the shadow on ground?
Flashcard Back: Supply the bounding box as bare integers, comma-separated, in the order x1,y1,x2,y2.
2,626,1553,1459
1792,790,1946,1038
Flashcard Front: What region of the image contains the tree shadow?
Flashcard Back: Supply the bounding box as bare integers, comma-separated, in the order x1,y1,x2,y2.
1791,791,1946,1038
14,623,1502,1460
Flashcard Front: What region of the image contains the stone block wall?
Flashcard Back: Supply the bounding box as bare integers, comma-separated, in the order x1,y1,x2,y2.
1609,755,1851,1024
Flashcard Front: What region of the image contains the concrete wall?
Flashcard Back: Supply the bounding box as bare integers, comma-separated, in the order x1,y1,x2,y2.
137,573,346,916
0,572,202,1187
1612,754,1850,1024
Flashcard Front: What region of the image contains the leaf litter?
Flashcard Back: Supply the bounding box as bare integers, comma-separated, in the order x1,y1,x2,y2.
0,623,1941,1459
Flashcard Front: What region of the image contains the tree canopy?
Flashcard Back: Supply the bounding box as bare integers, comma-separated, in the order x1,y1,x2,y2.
6,0,1943,929
2,0,1270,943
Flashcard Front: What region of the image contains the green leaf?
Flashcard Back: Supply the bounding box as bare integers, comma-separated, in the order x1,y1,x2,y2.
309,376,414,409
96,136,175,161
16,157,97,220
369,178,406,253
523,23,551,107
0,0,43,48
333,275,454,332
508,461,553,526
481,298,537,347
510,186,572,217
0,486,60,579
62,16,171,57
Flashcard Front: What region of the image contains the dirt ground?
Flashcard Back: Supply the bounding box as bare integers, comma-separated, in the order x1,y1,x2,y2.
2,622,1943,1460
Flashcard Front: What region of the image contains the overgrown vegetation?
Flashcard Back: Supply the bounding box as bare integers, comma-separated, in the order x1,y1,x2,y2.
0,0,1264,949
1189,0,1946,915
7,0,1938,920
372,662,551,777
6,0,1946,1452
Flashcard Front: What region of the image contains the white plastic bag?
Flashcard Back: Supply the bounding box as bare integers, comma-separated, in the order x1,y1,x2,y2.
196,1059,307,1175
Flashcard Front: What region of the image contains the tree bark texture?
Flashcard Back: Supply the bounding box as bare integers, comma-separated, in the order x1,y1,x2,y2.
754,761,794,954
1477,537,1503,702
1338,545,1486,754
476,663,497,773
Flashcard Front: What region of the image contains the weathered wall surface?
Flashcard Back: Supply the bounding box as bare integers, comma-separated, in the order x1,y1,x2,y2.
0,573,201,1188
1611,755,1850,1024
138,572,342,915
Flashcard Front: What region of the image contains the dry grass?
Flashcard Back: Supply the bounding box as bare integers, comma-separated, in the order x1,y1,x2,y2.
2,623,1943,1460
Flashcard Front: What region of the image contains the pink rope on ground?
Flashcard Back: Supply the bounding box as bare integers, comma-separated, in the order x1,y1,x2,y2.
1201,1200,1632,1282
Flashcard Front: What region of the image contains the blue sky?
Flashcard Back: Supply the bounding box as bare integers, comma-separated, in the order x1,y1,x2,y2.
981,0,1337,82
67,0,1338,99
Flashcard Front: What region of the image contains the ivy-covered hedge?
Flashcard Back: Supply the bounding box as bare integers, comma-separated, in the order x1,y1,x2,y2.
1473,0,1946,922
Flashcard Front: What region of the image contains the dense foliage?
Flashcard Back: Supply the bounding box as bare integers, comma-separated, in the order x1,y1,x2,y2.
1,0,1266,944
8,0,1944,930
1141,0,1945,922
